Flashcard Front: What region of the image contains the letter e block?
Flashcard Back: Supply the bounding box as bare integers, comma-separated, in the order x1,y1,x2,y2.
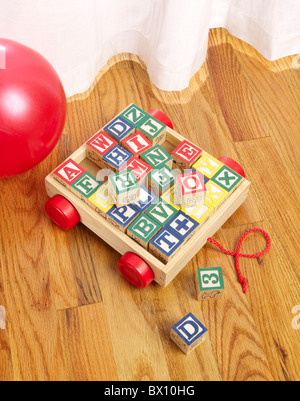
71,172,101,203
149,166,176,197
170,313,208,355
172,140,203,171
196,267,225,300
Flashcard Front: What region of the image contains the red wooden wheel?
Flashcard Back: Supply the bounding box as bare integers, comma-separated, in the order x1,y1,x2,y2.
218,157,246,178
45,195,80,231
148,109,174,129
118,252,155,288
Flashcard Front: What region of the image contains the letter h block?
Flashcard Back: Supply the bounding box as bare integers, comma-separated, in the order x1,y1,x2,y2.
170,313,208,355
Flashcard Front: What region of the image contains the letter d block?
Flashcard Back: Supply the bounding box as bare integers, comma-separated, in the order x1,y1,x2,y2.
170,313,208,355
108,170,140,208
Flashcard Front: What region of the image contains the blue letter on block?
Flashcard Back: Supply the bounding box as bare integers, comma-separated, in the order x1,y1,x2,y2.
173,313,207,346
103,145,132,169
150,228,183,257
167,211,199,239
107,205,139,228
105,117,134,141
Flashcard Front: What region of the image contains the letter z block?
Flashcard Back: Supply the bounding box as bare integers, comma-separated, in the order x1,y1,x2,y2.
196,267,225,300
86,131,117,168
108,170,140,208
120,104,148,128
175,170,206,209
172,140,203,171
128,214,161,250
170,313,208,355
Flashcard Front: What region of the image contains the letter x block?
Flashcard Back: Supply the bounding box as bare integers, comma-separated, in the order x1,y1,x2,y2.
170,313,208,355
175,170,206,209
196,267,225,300
128,214,161,250
108,170,140,208
172,140,203,171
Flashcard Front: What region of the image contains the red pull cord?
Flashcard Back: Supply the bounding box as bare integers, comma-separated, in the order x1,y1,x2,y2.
207,228,271,294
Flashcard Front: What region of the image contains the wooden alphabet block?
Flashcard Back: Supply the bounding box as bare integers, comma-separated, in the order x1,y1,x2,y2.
106,204,140,233
138,115,167,145
104,116,135,144
204,181,228,209
120,104,148,128
122,132,152,157
102,145,133,173
161,185,181,211
196,267,225,300
86,131,117,168
211,165,243,192
108,170,140,208
128,213,161,250
172,140,203,171
183,202,214,224
120,157,152,188
132,186,158,213
88,183,114,217
149,227,183,263
166,211,199,244
175,170,206,209
149,166,176,197
53,159,86,189
145,199,178,226
193,153,223,180
170,313,208,355
141,145,172,170
71,172,101,203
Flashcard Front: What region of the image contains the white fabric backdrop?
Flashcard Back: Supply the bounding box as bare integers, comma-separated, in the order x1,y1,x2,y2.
0,0,299,97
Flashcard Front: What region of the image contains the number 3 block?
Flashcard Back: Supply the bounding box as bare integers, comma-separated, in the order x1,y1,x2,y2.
196,267,225,300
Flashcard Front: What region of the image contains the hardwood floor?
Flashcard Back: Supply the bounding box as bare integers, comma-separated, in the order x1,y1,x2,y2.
0,28,299,381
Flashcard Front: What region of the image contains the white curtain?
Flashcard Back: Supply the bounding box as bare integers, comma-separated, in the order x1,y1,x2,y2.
0,0,299,97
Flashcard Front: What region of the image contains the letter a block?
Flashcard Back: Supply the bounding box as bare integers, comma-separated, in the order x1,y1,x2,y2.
108,170,140,208
128,214,161,250
170,313,208,355
196,267,225,300
175,170,206,209
53,159,86,190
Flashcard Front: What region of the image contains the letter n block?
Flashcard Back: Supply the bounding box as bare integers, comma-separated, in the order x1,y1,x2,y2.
141,145,172,170
196,267,225,300
175,170,206,209
172,140,203,171
86,131,117,168
170,313,208,355
128,214,161,250
108,170,140,208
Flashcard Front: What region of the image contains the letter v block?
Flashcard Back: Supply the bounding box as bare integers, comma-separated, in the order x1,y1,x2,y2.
145,199,178,226
108,170,140,208
53,159,85,191
170,313,208,355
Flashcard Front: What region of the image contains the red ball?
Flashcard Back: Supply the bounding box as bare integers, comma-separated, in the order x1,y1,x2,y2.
0,39,67,177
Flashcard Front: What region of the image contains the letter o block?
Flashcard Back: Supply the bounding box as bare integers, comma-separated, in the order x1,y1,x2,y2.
175,170,206,209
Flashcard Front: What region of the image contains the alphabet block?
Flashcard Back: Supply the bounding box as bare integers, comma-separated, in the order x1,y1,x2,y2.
166,211,199,244
120,157,152,188
141,145,173,170
193,153,223,179
108,170,140,208
211,165,243,192
107,204,140,233
120,104,148,128
149,227,183,263
183,202,214,224
86,131,118,168
122,132,152,157
102,145,133,173
104,116,135,144
161,185,181,211
132,186,158,213
204,181,228,209
149,166,176,197
138,116,167,145
170,313,208,355
172,140,203,171
128,214,161,250
145,199,178,226
175,170,206,209
88,183,114,217
196,267,225,300
53,159,86,189
71,172,101,203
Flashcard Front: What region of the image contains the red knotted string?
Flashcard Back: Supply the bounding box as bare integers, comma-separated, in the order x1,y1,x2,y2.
207,228,271,294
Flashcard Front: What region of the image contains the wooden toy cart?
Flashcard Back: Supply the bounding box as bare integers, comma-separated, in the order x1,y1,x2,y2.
45,106,250,289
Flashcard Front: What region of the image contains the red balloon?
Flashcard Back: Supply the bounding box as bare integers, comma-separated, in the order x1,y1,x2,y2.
0,39,66,177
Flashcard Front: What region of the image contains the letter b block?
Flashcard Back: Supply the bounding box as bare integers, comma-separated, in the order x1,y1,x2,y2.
170,313,208,355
